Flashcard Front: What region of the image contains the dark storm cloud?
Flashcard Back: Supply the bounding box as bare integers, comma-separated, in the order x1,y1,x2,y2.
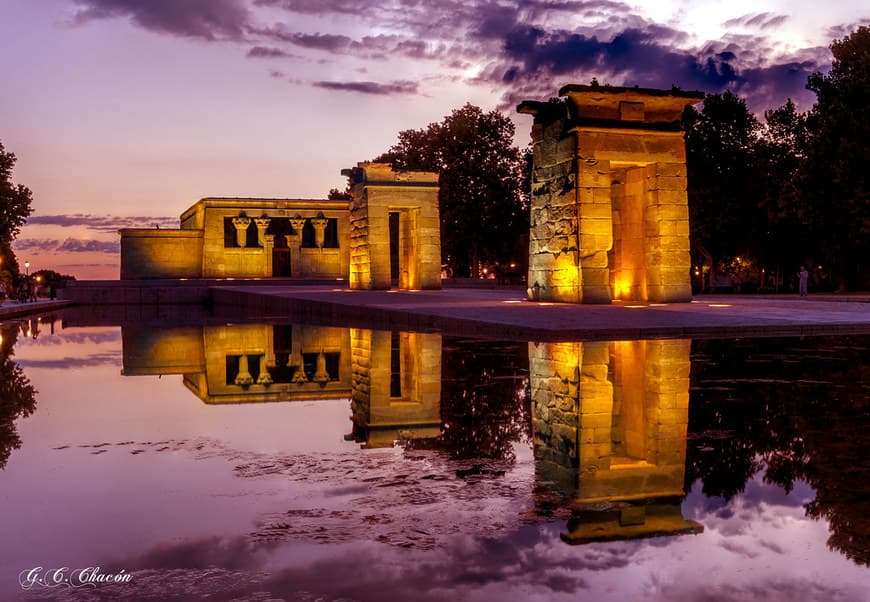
69,0,833,112
313,80,419,95
71,0,251,41
246,45,295,58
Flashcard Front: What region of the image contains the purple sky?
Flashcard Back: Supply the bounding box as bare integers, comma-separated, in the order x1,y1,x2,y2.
1,0,868,279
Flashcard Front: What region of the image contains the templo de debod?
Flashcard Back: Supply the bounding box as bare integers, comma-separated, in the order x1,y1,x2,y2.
119,163,442,291
119,83,702,304
519,84,703,304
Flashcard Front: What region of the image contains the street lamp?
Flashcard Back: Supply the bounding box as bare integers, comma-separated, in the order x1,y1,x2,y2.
24,261,30,276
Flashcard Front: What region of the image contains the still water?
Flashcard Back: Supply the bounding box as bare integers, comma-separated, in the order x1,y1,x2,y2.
0,314,867,601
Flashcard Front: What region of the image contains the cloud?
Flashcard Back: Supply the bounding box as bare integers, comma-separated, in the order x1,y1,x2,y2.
247,45,296,58
57,238,121,253
25,214,177,232
313,80,419,95
13,237,120,254
12,239,61,252
68,0,834,113
71,0,251,41
724,13,790,30
18,352,122,369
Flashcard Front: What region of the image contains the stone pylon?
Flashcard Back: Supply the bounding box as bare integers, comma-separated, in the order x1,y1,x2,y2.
519,85,703,304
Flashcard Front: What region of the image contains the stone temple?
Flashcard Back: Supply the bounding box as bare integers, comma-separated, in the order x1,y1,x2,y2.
119,163,441,291
120,84,702,305
519,84,704,304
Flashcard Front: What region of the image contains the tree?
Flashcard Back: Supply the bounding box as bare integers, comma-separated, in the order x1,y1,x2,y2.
375,104,529,278
327,187,352,200
802,26,870,290
755,99,812,290
0,324,38,469
684,92,766,284
0,140,34,286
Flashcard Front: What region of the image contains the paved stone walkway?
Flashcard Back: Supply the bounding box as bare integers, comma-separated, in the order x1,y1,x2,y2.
211,286,870,341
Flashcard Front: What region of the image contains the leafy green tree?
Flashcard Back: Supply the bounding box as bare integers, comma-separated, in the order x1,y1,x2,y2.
375,104,529,277
802,26,870,290
0,140,34,285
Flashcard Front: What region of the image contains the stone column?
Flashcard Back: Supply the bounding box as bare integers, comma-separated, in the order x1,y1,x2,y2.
288,334,307,382
254,218,271,246
256,355,273,385
231,217,251,248
234,355,253,386
262,234,274,277
289,215,306,276
312,352,330,384
311,214,328,249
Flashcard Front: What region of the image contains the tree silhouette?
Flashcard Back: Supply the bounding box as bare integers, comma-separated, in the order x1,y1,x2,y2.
406,339,532,463
0,140,34,285
374,104,529,278
0,323,38,469
686,336,870,565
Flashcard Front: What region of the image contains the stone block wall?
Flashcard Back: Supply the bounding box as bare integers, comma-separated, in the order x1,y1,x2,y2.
529,338,692,504
350,328,442,448
120,229,203,279
519,85,702,304
345,163,441,291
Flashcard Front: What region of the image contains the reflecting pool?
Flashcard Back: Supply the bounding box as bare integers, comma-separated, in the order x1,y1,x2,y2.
0,315,867,601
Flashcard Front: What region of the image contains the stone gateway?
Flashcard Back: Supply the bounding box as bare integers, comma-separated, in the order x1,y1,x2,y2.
519,84,704,304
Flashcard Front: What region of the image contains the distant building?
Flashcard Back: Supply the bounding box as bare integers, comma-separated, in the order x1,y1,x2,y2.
119,163,441,290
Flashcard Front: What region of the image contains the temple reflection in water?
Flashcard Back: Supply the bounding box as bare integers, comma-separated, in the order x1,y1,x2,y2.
530,339,702,543
121,323,700,543
122,324,442,447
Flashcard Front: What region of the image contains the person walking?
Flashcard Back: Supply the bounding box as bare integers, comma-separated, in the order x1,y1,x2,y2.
798,266,809,297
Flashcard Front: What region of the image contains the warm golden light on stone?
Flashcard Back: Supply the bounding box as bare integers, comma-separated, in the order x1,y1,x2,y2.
519,85,703,304
529,338,702,543
349,328,442,447
343,163,441,291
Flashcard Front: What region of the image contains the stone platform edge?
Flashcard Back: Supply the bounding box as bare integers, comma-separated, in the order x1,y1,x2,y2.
208,287,870,342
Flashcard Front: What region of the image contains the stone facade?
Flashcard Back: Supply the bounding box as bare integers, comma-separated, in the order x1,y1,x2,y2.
529,338,702,543
519,85,703,303
344,163,441,290
348,328,442,447
120,164,440,289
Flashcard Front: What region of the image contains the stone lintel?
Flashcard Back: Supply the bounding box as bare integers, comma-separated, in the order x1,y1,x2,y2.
559,85,703,125
342,162,438,188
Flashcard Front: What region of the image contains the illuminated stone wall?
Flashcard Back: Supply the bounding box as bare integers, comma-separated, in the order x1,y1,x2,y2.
519,85,703,303
350,328,442,447
119,229,203,279
529,338,701,542
121,323,353,404
120,198,350,279
344,163,441,290
187,198,350,279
